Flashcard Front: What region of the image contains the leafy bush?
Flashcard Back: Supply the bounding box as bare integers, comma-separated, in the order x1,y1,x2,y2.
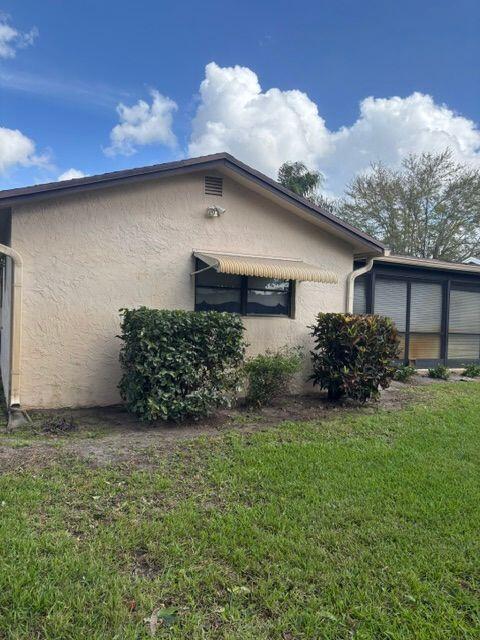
309,313,399,402
244,346,303,407
118,308,246,422
427,364,450,380
462,363,480,378
393,364,417,382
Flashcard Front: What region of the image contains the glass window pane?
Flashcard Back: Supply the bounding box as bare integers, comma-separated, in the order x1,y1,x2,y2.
375,279,407,331
353,276,367,314
247,277,290,292
196,261,242,288
409,333,441,359
247,290,289,315
410,282,443,332
448,334,480,359
196,287,241,313
449,288,480,334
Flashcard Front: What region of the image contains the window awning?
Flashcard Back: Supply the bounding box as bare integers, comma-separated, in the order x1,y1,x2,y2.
193,251,338,284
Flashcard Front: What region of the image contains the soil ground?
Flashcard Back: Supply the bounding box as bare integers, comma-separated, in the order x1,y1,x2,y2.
0,373,473,472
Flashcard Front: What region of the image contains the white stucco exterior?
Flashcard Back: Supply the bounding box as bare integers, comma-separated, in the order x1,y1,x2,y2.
9,169,355,409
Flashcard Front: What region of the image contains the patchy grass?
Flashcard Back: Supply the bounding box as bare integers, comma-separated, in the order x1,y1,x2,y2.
0,383,479,639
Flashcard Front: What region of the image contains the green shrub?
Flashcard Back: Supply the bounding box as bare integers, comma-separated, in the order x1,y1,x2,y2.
118,308,246,422
393,364,417,382
427,364,450,380
462,363,480,378
309,313,399,402
244,346,303,407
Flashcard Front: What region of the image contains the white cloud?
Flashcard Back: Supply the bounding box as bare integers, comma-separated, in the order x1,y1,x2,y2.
188,63,480,194
0,15,37,59
0,127,48,174
105,89,177,156
57,168,86,181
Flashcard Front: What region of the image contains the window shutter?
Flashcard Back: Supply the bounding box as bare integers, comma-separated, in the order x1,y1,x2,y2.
353,277,367,314
374,278,407,331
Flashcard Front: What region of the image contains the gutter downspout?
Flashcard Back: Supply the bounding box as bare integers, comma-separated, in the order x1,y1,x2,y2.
0,244,29,428
346,250,389,313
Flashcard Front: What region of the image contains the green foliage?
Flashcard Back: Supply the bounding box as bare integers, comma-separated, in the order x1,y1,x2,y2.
393,364,417,382
277,161,323,199
118,308,246,422
309,313,399,402
337,150,480,261
244,346,303,407
462,363,480,378
428,364,450,380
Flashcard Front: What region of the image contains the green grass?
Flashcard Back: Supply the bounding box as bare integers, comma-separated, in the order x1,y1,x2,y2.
0,384,479,639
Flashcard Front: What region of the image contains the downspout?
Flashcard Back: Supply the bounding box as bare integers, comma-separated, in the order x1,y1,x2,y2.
0,244,29,427
346,250,389,313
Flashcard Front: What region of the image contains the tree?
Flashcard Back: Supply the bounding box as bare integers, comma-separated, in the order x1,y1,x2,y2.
277,161,335,212
336,150,480,261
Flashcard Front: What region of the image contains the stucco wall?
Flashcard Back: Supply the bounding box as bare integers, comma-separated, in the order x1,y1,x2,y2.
12,171,353,408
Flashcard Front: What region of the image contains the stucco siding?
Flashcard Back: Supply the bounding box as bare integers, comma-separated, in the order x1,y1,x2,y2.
12,171,353,408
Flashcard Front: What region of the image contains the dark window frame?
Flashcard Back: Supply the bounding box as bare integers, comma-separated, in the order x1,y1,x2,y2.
194,259,295,318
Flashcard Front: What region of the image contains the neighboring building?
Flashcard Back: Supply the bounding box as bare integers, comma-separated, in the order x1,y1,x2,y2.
463,256,480,266
353,255,480,368
0,153,479,417
0,153,384,412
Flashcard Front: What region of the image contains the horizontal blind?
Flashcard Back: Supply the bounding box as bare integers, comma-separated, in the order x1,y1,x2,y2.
449,288,480,333
374,278,407,332
409,282,442,332
353,277,367,314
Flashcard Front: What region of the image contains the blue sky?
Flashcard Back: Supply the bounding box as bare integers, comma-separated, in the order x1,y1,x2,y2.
0,0,479,193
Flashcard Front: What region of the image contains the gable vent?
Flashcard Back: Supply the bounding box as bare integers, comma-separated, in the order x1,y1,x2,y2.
205,175,223,196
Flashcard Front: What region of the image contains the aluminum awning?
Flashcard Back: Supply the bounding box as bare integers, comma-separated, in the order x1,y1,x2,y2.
193,251,338,284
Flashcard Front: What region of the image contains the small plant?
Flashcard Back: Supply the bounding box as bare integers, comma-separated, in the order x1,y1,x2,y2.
118,308,246,422
427,364,450,380
462,363,480,378
244,346,303,407
309,313,399,402
393,364,417,382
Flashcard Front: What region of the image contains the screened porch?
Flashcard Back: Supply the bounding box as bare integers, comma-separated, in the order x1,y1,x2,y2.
353,262,480,368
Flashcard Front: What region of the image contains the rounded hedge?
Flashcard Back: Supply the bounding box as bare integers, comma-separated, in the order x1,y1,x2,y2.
118,308,246,422
309,312,400,402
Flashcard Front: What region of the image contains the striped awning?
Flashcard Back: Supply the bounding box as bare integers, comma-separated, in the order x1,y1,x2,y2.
193,251,338,284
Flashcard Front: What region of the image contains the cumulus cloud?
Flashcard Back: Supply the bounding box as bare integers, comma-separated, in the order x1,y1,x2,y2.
188,63,480,194
0,126,48,174
0,15,37,59
57,168,86,181
105,89,177,156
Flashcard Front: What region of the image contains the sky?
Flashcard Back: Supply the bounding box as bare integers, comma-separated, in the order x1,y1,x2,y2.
0,0,479,195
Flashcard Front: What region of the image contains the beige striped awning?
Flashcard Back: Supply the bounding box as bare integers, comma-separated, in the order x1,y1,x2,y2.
193,251,338,284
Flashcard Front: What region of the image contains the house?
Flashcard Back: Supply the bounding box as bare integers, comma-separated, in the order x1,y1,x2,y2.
0,153,384,416
0,152,479,420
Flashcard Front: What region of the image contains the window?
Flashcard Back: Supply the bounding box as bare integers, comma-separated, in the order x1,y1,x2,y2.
353,276,367,314
374,277,444,363
409,282,442,360
448,287,480,361
375,278,407,358
195,259,293,317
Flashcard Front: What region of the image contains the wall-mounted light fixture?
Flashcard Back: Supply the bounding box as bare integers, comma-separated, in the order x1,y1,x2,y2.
206,205,226,218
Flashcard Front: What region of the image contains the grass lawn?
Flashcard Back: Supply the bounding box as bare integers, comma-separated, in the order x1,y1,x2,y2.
0,383,479,639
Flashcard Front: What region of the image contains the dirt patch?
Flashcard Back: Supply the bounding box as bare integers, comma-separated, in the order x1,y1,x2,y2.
0,375,474,472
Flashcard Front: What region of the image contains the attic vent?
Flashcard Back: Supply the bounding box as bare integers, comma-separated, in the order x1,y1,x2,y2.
205,175,223,196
